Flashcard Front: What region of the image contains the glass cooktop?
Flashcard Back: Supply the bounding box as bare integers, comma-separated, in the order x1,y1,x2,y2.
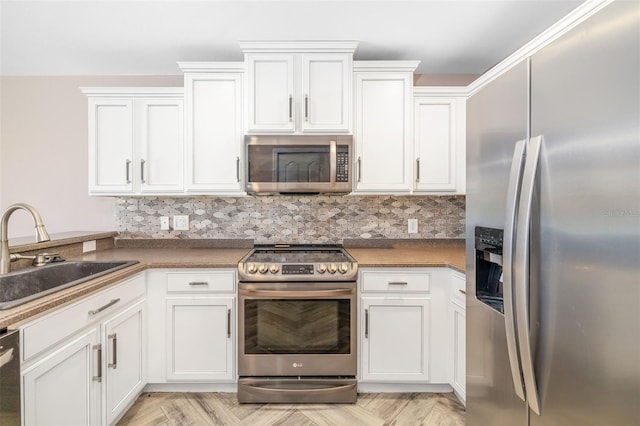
246,245,351,264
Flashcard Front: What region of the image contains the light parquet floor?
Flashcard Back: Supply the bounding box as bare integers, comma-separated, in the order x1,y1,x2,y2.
117,392,466,426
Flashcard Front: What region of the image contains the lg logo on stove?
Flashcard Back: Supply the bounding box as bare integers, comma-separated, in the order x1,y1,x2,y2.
292,362,304,368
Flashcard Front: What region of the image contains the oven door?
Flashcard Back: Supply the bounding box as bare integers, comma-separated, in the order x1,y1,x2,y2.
238,282,357,377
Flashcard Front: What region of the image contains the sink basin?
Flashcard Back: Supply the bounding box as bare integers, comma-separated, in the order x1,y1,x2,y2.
0,260,139,310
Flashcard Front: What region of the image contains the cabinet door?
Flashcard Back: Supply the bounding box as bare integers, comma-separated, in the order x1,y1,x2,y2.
414,97,461,192
361,297,429,382
301,53,351,133
354,73,413,193
103,300,146,425
88,98,134,194
138,98,184,193
451,301,466,402
166,297,234,381
247,54,295,133
22,328,101,426
184,73,244,193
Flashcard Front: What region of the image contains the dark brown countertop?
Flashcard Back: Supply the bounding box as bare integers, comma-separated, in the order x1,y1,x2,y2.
1,241,466,329
346,246,465,272
0,247,250,329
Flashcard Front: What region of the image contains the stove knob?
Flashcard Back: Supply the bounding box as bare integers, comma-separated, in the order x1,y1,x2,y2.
269,264,279,274
258,264,268,274
338,263,349,274
317,264,327,274
247,263,257,274
328,263,338,274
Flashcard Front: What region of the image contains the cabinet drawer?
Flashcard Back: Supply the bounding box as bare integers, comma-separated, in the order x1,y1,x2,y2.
166,270,235,293
22,273,145,362
361,270,430,293
451,271,466,306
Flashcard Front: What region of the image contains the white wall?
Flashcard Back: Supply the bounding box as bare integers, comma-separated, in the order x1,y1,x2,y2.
0,75,182,239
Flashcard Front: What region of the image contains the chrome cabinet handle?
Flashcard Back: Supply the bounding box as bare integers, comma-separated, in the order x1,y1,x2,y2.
388,281,408,286
504,139,527,401
515,135,543,415
88,298,120,316
416,158,420,183
357,157,362,182
92,344,102,382
458,289,466,295
288,95,293,122
365,308,369,338
140,159,146,183
227,309,231,338
305,95,309,121
125,159,131,184
108,333,117,369
236,157,240,182
188,281,209,286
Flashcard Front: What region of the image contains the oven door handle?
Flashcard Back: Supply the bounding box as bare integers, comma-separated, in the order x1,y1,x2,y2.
239,288,354,298
241,382,356,395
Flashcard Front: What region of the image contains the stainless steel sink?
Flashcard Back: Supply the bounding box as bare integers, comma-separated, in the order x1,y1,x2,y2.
0,260,139,310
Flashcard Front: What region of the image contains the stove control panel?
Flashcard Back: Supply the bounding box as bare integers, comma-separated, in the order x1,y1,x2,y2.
244,262,353,275
238,247,358,282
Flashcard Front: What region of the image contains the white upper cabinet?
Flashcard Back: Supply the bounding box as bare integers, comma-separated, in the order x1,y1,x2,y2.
179,63,245,194
301,53,351,133
242,42,357,134
246,54,296,133
87,98,134,194
84,88,184,195
353,61,419,194
413,88,466,194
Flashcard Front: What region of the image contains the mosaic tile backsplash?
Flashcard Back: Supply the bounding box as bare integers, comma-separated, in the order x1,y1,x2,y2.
116,195,465,243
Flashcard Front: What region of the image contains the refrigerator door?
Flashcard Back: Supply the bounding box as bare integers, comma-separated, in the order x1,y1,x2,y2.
529,2,640,425
466,60,529,426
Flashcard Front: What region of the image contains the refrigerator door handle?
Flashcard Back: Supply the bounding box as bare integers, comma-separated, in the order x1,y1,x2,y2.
515,135,543,415
504,139,527,401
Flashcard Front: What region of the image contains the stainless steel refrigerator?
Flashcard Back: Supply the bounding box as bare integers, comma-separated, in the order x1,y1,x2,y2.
465,1,640,425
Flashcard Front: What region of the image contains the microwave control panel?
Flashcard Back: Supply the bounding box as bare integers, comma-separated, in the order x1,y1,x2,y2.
337,151,349,182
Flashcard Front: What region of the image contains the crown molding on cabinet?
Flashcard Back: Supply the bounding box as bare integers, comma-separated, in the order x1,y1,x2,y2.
79,87,184,97
239,40,359,54
413,86,468,97
177,62,245,73
353,61,421,73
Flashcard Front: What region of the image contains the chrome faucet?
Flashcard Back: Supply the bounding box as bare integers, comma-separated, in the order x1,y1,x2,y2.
0,203,51,274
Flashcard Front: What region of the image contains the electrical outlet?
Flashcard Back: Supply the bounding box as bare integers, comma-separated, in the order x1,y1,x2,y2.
408,218,418,234
82,240,96,253
160,216,170,230
173,215,189,231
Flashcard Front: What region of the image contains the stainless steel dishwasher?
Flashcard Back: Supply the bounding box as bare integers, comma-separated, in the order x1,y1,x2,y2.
0,329,20,425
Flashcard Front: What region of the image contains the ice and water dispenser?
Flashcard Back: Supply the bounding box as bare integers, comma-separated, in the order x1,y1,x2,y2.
475,226,504,313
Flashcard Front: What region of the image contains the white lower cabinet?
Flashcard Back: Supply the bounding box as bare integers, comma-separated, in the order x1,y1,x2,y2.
22,328,102,426
359,267,465,398
359,268,450,388
103,300,146,425
20,273,146,426
361,297,430,382
450,270,466,402
166,297,234,381
146,269,236,386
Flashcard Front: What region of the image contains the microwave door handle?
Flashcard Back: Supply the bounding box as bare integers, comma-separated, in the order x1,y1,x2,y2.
329,140,337,186
515,135,543,415
504,139,527,401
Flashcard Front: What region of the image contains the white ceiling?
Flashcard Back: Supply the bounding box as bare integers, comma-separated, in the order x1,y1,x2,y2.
0,0,584,76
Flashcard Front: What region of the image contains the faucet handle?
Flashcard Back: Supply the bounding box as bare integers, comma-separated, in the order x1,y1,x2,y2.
33,253,64,266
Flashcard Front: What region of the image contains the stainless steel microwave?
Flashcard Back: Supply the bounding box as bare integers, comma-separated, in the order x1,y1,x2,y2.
245,135,353,194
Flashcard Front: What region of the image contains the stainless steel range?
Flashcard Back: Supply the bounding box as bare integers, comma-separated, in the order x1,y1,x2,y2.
237,244,358,403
